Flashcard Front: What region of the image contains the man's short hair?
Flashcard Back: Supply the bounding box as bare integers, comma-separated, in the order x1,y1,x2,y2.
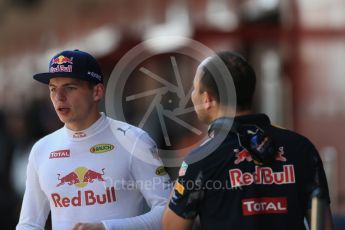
199,51,256,110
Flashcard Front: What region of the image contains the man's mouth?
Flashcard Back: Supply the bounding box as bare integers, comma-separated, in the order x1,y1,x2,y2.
57,107,70,114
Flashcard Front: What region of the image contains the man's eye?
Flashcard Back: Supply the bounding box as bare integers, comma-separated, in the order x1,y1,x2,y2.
49,88,56,92
66,87,76,91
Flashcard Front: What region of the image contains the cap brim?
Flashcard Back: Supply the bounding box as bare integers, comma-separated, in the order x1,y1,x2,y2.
34,72,64,84
33,72,99,84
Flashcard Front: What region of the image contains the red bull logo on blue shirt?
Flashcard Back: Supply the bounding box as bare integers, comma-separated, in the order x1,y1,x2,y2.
229,165,295,188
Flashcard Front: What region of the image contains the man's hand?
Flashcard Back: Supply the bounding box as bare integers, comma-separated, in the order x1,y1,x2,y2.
72,223,105,230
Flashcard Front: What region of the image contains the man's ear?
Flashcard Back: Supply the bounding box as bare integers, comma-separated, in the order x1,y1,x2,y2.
202,91,216,110
93,83,105,102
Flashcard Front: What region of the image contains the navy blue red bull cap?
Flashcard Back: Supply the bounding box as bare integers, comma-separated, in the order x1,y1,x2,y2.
33,49,103,84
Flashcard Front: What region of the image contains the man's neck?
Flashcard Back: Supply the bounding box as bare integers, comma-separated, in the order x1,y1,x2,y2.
210,106,252,123
235,109,252,116
66,112,101,131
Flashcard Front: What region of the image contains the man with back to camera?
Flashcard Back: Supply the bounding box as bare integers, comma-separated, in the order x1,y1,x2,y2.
16,49,172,230
162,51,334,230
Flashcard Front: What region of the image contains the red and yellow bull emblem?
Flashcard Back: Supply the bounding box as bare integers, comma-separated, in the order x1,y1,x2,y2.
52,167,116,208
234,148,253,164
51,187,116,208
50,55,73,73
234,146,287,165
56,167,105,188
51,55,73,65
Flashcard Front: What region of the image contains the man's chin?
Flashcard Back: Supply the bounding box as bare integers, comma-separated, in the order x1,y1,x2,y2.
196,114,209,124
57,115,69,124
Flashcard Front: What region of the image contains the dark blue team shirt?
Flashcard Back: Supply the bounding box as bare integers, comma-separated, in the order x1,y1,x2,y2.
169,114,330,230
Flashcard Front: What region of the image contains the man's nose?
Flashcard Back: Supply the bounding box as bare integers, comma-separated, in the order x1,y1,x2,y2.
55,88,66,101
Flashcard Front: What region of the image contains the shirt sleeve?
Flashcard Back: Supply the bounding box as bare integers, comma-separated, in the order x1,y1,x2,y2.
16,145,50,230
102,132,172,230
168,160,204,219
302,139,331,208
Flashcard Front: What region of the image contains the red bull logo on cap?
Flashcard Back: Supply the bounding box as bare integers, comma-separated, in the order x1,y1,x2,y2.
51,55,73,65
56,167,105,188
50,55,73,73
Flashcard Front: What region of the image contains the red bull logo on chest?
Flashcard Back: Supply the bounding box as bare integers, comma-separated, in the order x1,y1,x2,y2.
56,167,105,188
51,187,116,208
229,165,295,188
52,167,116,207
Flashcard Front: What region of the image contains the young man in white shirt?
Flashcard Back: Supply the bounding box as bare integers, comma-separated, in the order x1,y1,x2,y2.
17,49,171,230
